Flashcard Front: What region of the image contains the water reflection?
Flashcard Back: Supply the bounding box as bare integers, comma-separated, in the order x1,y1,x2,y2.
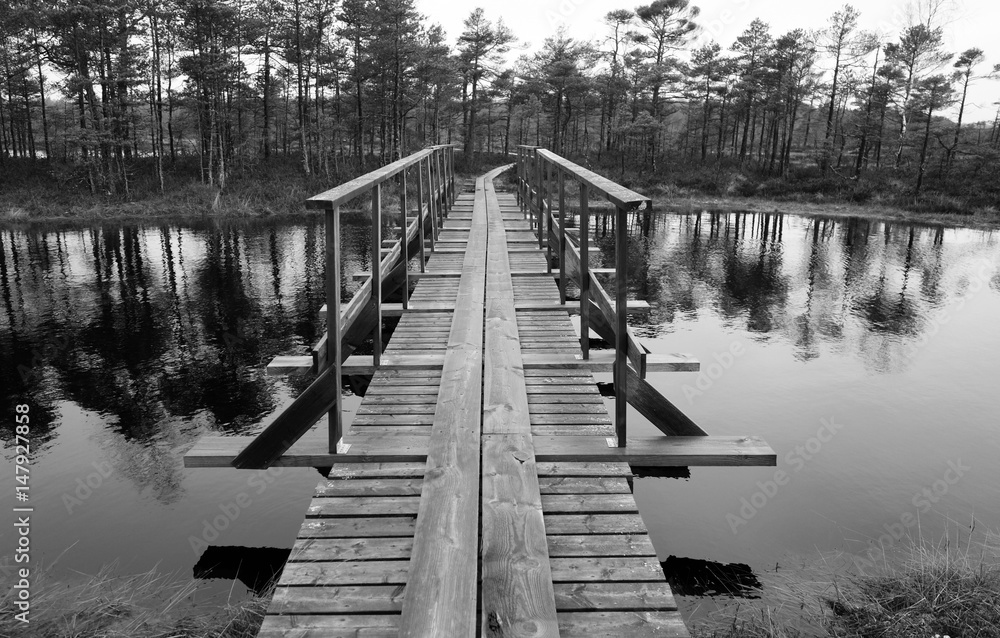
0,219,369,467
599,211,997,372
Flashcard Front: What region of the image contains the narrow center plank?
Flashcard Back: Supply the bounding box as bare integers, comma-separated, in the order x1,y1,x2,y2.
481,173,561,637
398,182,488,637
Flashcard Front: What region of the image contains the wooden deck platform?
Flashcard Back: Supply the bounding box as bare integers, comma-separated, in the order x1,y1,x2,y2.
185,159,775,637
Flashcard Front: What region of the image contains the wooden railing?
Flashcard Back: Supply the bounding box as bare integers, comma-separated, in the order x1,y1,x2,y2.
517,145,675,448
232,145,456,468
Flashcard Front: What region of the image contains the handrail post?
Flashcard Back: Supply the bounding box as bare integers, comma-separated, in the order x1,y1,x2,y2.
372,184,382,366
579,182,590,360
515,148,522,208
615,204,627,448
535,150,543,233
436,149,446,218
558,169,566,303
449,146,456,205
401,167,409,310
545,160,553,271
326,207,343,454
426,157,438,245
416,158,426,272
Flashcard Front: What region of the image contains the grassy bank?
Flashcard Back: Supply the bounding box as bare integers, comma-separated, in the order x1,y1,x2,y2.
596,156,1000,230
3,153,998,229
693,532,1000,638
661,193,1000,231
0,564,269,638
0,154,513,224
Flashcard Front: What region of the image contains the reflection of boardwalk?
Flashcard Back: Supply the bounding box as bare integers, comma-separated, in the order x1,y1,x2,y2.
186,149,775,637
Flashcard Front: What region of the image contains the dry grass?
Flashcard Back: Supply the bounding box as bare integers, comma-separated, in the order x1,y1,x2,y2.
0,563,271,638
693,530,1000,638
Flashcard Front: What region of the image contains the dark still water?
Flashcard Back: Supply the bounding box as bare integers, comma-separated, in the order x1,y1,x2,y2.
1,211,999,624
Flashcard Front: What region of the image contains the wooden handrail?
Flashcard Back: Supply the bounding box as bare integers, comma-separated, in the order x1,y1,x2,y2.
533,147,651,212
516,146,653,448
233,145,457,468
305,145,456,210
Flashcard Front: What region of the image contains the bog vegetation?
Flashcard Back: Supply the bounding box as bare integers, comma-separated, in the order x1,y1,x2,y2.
0,0,998,218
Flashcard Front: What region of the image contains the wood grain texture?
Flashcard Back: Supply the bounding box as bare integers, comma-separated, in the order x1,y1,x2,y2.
480,174,560,638
397,172,492,638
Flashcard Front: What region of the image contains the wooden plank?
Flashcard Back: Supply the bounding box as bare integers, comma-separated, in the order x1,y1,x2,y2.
546,534,657,557
548,557,664,582
513,300,649,313
266,355,313,375
314,478,423,497
269,586,406,614
398,171,493,638
552,583,677,611
278,560,410,586
540,494,638,514
258,614,400,637
521,352,698,374
536,477,630,494
557,612,687,637
533,435,777,466
298,516,417,538
291,537,413,560
481,435,560,638
306,496,421,517
479,174,560,638
543,514,646,535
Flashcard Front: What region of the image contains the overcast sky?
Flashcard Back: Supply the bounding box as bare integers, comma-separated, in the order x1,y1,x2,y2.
415,0,998,123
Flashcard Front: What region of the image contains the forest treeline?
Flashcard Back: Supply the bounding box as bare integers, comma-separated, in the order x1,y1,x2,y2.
1,0,999,215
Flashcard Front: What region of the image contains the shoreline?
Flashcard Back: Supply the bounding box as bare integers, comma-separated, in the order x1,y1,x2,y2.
662,194,1000,231
3,191,999,231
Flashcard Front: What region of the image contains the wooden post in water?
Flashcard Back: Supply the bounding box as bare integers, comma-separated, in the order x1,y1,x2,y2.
325,207,343,453
371,184,382,366
579,182,590,359
615,204,628,447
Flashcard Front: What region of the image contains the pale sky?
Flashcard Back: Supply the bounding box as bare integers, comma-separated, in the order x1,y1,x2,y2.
415,0,999,123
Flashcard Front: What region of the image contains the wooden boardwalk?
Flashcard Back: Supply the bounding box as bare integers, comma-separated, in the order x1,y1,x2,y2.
185,150,775,637
250,174,685,637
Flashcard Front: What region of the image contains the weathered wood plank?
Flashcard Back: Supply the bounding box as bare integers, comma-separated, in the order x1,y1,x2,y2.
269,586,406,614
557,612,687,637
543,514,646,535
291,537,413,561
398,170,493,638
552,583,677,611
298,516,417,538
258,614,400,638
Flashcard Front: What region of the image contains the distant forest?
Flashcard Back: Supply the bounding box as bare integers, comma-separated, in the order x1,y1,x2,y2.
1,0,998,209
